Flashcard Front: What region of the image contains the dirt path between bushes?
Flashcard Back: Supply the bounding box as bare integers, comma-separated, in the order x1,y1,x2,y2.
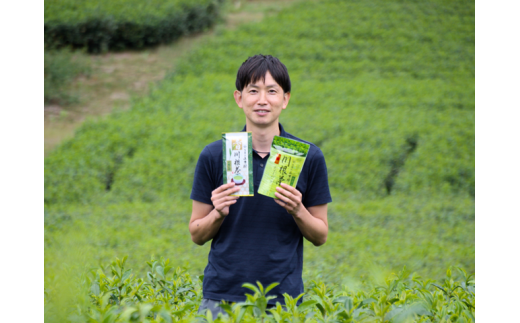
44,0,299,156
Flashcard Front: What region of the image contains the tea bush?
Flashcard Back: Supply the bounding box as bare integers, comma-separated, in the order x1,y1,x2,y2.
46,257,474,322
44,0,224,52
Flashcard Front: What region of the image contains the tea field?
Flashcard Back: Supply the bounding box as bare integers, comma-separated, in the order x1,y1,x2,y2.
45,0,225,52
44,0,475,321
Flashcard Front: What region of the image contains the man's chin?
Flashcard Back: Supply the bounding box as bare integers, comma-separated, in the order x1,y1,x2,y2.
250,119,276,127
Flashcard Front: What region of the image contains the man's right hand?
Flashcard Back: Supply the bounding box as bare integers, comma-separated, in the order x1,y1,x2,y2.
211,182,240,218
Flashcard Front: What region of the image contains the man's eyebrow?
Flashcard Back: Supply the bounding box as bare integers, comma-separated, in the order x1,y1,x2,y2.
247,84,280,88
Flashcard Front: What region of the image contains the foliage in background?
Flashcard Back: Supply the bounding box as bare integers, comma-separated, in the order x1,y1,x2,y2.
44,48,91,105
44,0,225,52
45,257,474,322
45,0,474,205
44,197,474,287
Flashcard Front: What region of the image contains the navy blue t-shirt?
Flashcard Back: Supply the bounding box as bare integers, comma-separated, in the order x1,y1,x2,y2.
190,123,332,304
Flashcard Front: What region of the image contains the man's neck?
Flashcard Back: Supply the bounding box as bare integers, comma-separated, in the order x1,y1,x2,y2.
246,120,280,153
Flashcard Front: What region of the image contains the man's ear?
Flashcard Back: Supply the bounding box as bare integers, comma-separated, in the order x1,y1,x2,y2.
282,92,291,110
234,90,243,109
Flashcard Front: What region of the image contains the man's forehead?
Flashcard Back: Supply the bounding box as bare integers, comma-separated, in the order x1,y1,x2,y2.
246,74,281,88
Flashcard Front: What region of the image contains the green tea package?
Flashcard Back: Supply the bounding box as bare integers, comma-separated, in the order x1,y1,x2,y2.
258,136,310,198
222,132,254,196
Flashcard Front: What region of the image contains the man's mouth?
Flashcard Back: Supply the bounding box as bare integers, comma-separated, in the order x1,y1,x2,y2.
255,110,269,115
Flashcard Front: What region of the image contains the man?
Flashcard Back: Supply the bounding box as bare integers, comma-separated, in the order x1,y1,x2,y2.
189,54,332,316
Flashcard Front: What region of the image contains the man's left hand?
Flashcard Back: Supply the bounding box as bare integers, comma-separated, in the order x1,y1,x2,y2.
274,183,303,217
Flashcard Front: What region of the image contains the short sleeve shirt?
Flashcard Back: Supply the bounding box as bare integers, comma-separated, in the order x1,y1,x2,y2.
190,123,332,304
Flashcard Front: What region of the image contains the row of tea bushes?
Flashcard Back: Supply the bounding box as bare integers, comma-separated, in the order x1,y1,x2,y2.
45,256,475,322
173,0,474,82
44,0,224,52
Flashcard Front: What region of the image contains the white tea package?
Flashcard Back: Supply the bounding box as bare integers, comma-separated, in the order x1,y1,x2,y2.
222,132,254,196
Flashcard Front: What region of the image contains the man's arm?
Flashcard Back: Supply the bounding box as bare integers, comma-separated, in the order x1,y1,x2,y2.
189,182,240,245
274,183,328,246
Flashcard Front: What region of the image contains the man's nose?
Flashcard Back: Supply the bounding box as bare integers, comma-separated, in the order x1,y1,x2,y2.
258,91,267,104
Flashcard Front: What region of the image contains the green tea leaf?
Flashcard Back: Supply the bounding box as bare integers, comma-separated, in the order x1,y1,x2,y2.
242,283,261,295
298,300,318,312
265,282,280,294
91,282,100,296
156,265,164,279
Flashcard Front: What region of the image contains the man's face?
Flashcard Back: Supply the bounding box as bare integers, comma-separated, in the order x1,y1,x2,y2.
234,72,290,128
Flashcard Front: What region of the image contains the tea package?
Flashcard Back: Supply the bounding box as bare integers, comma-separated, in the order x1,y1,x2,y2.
258,136,310,198
222,132,254,196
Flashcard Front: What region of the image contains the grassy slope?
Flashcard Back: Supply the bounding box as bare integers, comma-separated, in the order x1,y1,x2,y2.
45,0,474,314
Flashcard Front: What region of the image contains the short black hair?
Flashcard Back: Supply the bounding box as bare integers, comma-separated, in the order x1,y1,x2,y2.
235,54,291,93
